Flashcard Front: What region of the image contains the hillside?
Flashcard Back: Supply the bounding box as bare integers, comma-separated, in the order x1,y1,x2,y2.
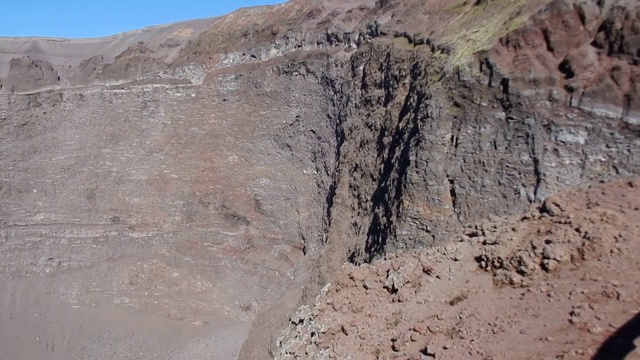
0,0,638,359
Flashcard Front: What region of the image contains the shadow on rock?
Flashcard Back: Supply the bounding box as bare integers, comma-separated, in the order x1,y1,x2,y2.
592,312,640,360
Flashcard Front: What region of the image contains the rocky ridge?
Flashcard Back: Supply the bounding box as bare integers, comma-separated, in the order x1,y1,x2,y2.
0,0,639,359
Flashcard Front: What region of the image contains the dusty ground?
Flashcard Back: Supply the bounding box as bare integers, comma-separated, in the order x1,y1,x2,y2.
277,178,640,359
0,275,250,360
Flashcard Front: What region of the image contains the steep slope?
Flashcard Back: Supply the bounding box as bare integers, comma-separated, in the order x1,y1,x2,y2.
0,10,336,359
0,56,334,360
301,0,640,296
0,0,639,359
235,0,640,357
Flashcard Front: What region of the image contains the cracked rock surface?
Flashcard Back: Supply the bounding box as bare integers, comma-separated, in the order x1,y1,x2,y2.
0,0,639,359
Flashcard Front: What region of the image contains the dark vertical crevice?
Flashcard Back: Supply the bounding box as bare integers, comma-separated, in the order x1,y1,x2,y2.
529,132,543,202
500,77,510,95
321,68,348,234
319,46,435,265
365,62,425,261
447,175,461,223
622,93,631,118
484,59,495,88
542,28,554,53
573,4,587,28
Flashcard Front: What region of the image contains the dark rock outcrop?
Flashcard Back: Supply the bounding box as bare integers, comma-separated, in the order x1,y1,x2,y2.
0,0,639,359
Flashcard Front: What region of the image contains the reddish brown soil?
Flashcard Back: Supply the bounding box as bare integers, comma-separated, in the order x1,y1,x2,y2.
276,178,640,359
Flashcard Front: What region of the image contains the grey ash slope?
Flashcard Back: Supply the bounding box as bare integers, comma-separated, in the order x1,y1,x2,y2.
0,0,639,359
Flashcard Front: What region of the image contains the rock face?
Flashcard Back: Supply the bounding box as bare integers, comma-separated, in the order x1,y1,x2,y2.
482,0,640,124
0,0,639,359
0,55,332,359
2,56,60,92
306,0,640,294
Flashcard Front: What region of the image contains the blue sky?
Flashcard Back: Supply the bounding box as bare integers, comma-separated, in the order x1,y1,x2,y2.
0,0,286,38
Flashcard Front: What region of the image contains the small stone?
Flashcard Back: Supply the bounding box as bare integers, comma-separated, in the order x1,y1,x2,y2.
542,259,559,272
391,339,404,352
290,305,312,325
113,297,130,305
410,332,419,342
413,323,428,335
341,325,350,336
589,326,603,334
386,269,407,293
603,289,617,299
428,324,442,334
328,323,342,335
363,279,377,290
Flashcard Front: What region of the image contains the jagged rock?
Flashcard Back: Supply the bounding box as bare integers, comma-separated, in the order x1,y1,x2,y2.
0,1,638,359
